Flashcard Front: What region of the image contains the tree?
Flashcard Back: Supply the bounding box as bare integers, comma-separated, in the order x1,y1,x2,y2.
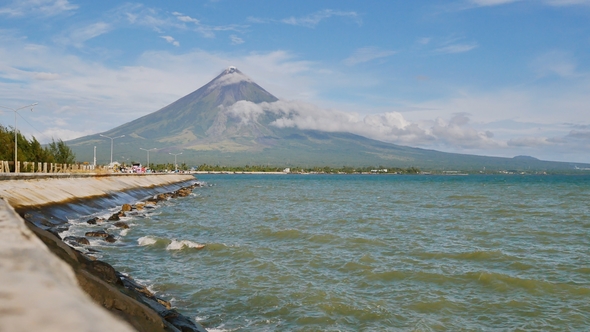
48,139,76,164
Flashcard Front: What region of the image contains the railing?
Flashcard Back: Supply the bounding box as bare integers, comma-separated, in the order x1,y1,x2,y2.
0,161,105,173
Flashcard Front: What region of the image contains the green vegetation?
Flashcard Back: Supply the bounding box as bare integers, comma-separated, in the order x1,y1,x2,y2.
0,125,76,168
194,164,421,174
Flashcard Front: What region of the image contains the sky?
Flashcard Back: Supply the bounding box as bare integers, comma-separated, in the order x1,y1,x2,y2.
0,0,589,163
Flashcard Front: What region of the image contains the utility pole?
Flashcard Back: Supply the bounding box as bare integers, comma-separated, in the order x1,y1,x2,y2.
0,103,38,173
99,134,125,165
169,152,183,172
140,148,157,170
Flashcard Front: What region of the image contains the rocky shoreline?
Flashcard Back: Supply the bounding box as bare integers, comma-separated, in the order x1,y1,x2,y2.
21,182,207,332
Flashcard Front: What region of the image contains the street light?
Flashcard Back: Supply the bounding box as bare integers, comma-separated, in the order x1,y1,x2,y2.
99,134,125,165
169,152,183,172
140,148,157,170
0,103,38,173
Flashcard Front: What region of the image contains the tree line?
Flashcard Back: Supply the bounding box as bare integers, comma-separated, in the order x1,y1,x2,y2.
0,125,76,165
195,164,421,174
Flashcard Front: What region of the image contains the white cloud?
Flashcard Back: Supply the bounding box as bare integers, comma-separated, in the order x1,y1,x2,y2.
431,114,497,148
230,34,244,45
436,43,478,54
343,47,397,66
55,22,112,47
220,100,497,149
468,0,522,6
567,130,590,139
246,16,269,24
544,0,590,5
281,9,361,28
173,12,200,24
417,37,431,45
507,136,553,147
0,0,77,17
42,127,95,141
206,70,252,91
465,0,590,7
225,100,266,124
531,50,578,78
34,72,60,81
161,35,180,47
114,5,246,39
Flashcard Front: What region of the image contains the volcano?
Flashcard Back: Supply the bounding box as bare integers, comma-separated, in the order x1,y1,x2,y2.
68,67,584,171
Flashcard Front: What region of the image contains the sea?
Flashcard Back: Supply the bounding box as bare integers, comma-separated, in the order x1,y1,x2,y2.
56,174,590,331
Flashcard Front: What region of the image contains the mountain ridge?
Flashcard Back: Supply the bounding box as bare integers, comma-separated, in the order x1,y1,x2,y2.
67,67,589,171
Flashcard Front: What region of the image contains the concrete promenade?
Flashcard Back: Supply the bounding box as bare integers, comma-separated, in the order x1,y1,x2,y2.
0,172,194,209
0,173,197,332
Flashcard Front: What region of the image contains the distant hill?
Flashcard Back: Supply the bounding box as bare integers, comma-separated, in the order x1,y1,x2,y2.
68,67,589,171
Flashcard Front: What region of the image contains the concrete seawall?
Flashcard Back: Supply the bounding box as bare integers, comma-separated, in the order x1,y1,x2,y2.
0,174,205,332
0,173,195,209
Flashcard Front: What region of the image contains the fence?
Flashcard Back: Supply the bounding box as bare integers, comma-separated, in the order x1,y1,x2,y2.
0,161,103,173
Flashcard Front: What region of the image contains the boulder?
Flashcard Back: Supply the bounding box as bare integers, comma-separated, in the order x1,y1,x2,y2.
156,193,170,201
108,213,121,221
63,236,90,246
85,230,117,242
85,230,109,238
113,221,130,229
134,203,145,210
175,188,192,197
87,217,105,225
121,204,133,212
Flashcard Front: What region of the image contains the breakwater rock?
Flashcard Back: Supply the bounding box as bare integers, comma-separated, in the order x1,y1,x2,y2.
0,174,207,332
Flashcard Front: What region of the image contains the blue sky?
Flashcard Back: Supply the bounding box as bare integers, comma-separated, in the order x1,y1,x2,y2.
0,0,589,162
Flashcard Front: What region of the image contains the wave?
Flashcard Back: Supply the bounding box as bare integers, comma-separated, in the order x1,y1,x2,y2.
138,236,158,246
417,250,509,261
166,239,206,250
467,271,590,296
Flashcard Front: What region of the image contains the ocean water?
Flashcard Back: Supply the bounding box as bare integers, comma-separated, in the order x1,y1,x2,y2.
60,174,590,331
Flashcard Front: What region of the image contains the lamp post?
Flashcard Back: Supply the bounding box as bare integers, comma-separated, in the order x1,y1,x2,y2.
0,103,38,173
169,152,182,172
140,148,157,170
99,134,125,165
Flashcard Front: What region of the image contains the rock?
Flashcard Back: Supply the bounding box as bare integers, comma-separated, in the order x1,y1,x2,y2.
165,311,205,332
24,220,202,332
134,203,145,210
108,213,121,221
87,217,105,225
54,224,70,232
175,188,193,197
113,221,130,229
121,204,132,212
39,218,56,227
156,193,170,201
64,236,90,246
157,298,171,310
85,231,117,243
85,230,108,238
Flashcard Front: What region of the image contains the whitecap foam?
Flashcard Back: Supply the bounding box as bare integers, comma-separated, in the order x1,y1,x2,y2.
138,236,158,246
120,229,129,236
166,239,205,250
